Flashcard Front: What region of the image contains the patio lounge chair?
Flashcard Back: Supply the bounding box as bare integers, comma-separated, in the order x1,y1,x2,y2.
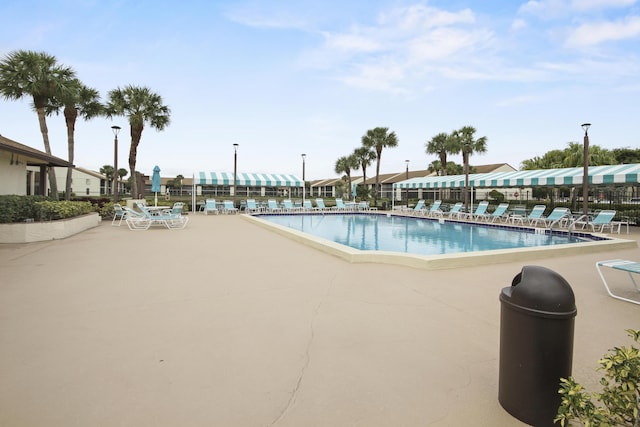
460,201,489,221
283,199,302,212
576,210,618,233
445,202,464,219
408,199,425,215
482,203,510,223
112,203,128,226
511,205,546,225
332,198,347,211
596,259,640,305
315,198,328,211
531,207,570,228
423,200,443,217
267,199,283,213
245,199,262,214
303,199,315,211
123,206,152,231
222,200,239,214
204,199,219,215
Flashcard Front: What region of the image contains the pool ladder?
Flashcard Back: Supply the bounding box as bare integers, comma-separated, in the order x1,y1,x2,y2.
548,214,587,238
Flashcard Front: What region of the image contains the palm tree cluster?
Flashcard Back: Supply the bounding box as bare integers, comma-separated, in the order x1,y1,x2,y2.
425,126,488,210
335,127,398,203
0,49,171,199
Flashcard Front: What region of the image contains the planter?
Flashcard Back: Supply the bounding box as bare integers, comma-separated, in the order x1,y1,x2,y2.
0,213,101,243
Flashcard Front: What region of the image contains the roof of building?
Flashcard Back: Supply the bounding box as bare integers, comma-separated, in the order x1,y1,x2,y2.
0,134,73,167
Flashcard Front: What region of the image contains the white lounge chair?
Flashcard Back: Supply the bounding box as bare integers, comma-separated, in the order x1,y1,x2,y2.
576,210,617,233
222,200,239,214
482,203,510,223
531,207,570,228
460,201,489,221
596,259,640,305
204,199,219,215
111,203,127,226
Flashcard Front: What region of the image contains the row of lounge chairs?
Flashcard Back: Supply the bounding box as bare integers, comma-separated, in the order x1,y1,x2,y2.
238,198,374,214
402,200,624,233
203,199,238,215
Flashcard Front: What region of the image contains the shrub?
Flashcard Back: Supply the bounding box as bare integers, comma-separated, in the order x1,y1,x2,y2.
35,200,94,220
555,329,640,426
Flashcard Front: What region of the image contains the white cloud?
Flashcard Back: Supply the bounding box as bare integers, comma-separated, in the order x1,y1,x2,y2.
511,18,527,31
570,0,637,11
565,15,640,46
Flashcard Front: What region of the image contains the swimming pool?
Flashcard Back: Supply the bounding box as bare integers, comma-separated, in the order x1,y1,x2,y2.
257,213,588,255
242,212,635,270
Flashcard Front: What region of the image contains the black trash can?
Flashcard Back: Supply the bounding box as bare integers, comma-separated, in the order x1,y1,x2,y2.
498,265,577,427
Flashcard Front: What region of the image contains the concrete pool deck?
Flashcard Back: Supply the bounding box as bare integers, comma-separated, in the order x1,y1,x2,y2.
0,213,638,426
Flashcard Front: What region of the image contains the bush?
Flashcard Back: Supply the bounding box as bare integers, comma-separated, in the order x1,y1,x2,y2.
35,200,94,220
555,329,640,426
0,196,96,223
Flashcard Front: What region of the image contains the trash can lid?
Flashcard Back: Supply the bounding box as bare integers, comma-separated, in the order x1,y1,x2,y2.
502,265,576,315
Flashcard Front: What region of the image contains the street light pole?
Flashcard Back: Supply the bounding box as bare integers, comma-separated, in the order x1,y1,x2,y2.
301,153,306,206
405,159,410,204
582,123,591,219
233,143,239,208
111,125,121,203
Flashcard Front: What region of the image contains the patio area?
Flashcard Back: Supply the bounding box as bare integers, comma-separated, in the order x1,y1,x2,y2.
0,213,638,426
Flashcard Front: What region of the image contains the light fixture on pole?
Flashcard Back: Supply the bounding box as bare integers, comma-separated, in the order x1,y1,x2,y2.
111,125,121,203
233,143,239,208
301,153,306,206
582,123,591,219
405,159,410,203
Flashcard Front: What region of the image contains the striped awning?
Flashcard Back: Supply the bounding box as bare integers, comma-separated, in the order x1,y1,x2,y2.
196,172,303,187
394,164,640,189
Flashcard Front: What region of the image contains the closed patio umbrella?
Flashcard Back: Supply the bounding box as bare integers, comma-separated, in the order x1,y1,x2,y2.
151,165,161,206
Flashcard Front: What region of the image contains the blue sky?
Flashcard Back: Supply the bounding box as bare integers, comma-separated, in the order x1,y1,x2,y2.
1,0,639,180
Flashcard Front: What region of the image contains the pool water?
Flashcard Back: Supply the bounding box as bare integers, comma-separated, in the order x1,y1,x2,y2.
259,214,588,256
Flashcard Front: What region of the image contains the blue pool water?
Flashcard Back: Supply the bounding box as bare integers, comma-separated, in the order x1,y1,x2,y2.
259,214,589,256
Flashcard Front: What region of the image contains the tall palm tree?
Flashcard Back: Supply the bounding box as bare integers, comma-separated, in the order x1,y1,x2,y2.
105,85,171,198
0,50,77,200
335,154,359,200
362,127,398,204
453,126,488,211
353,146,376,200
47,79,103,199
425,132,458,177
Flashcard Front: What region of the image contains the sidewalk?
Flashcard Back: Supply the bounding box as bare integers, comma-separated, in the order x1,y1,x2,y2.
0,214,638,426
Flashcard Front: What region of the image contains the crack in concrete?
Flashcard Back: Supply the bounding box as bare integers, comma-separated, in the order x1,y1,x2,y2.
269,276,333,426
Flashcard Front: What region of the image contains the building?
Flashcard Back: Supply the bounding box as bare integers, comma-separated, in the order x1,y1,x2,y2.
0,134,73,196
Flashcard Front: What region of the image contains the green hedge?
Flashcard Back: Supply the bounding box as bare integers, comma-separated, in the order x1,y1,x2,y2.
0,196,94,223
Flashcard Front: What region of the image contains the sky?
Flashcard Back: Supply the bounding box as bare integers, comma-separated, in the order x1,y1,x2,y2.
0,0,639,181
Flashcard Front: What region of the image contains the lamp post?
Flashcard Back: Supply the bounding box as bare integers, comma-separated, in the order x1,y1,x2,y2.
301,153,306,205
582,123,591,219
111,125,121,203
233,143,239,207
405,159,410,203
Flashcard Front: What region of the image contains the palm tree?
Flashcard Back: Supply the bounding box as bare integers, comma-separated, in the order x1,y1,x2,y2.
362,127,398,205
453,126,488,211
105,85,171,198
353,146,376,200
425,132,458,177
0,50,77,200
47,79,103,199
335,154,359,200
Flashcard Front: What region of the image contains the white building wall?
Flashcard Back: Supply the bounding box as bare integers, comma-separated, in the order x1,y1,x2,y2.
53,167,104,197
0,151,27,195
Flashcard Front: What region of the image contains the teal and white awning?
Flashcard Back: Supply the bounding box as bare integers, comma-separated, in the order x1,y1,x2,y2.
196,172,303,187
394,164,640,189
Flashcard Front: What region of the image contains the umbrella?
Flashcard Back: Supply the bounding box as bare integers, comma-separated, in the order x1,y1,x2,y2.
151,165,161,206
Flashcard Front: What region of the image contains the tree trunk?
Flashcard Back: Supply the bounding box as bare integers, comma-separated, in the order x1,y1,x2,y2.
64,106,77,200
129,125,143,198
36,107,58,199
